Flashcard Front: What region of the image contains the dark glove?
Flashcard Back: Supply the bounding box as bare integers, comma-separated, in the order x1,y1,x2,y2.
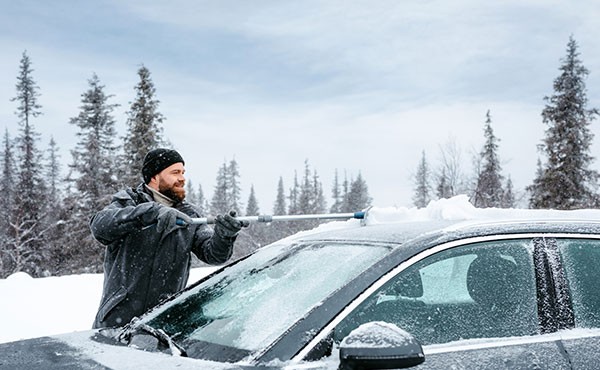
214,210,249,239
156,206,192,234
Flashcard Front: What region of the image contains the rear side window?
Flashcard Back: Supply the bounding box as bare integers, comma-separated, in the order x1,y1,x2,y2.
335,239,539,345
559,239,600,328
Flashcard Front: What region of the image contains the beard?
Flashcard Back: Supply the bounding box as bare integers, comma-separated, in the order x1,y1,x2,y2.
159,180,186,203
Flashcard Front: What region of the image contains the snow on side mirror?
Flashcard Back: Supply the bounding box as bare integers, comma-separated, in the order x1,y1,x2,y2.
338,321,424,369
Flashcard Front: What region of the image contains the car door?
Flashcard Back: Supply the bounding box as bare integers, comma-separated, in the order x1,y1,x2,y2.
554,237,600,369
331,237,571,369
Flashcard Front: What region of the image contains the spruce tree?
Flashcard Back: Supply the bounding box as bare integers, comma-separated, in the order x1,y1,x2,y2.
472,110,504,208
121,65,165,187
45,137,62,204
271,177,290,242
341,172,351,212
9,51,48,276
288,172,300,215
330,169,343,213
43,138,66,274
195,183,207,216
185,179,199,205
246,185,260,216
346,173,372,211
413,150,432,208
239,185,264,254
436,169,452,199
528,159,545,206
60,73,120,273
0,130,15,231
529,36,599,209
210,161,229,215
0,130,15,277
227,158,242,214
297,160,313,214
273,177,287,215
312,170,327,214
502,176,516,208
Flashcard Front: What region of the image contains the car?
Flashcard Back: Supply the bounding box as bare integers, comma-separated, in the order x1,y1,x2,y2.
3,201,600,369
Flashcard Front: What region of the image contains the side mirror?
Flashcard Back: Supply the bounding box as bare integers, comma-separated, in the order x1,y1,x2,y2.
339,322,424,369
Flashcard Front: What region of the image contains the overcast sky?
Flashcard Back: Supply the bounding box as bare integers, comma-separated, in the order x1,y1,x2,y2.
1,1,599,211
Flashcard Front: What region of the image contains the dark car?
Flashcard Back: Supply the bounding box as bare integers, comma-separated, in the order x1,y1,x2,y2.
3,208,600,369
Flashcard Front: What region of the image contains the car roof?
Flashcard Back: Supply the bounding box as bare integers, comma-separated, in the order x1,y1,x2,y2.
294,218,600,247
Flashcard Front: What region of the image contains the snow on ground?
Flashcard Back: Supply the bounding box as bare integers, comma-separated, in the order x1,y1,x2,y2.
3,195,600,344
0,267,218,344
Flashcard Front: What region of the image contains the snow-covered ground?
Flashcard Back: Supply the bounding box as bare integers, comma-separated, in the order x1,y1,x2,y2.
0,267,218,344
3,195,600,344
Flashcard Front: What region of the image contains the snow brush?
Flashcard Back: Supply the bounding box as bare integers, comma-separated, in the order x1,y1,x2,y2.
176,210,369,226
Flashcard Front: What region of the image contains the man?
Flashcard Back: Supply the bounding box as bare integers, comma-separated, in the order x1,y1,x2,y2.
91,148,247,328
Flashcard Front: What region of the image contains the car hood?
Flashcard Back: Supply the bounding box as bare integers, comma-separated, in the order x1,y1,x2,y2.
0,330,261,370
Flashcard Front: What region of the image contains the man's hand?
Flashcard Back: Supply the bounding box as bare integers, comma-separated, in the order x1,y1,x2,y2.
156,207,192,234
214,210,249,239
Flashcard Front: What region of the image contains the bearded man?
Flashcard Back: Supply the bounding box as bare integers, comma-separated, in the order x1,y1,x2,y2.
90,148,246,328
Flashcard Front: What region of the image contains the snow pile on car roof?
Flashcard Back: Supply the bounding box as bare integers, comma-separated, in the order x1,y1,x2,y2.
286,194,600,240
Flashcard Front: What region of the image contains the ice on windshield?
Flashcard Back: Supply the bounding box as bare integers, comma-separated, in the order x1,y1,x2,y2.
146,240,390,353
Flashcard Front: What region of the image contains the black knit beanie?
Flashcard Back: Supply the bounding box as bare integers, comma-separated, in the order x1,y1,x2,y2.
142,148,185,184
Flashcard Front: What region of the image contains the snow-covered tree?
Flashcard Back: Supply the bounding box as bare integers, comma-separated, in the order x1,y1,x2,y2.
0,130,15,277
341,172,351,211
413,150,432,208
297,160,314,214
59,73,120,274
436,169,452,199
7,51,48,277
330,169,343,213
185,179,199,206
345,172,372,211
502,176,516,208
472,111,504,208
210,158,243,215
288,172,300,215
273,177,287,215
228,158,242,214
121,65,166,187
0,130,15,231
528,36,599,209
246,185,260,216
195,182,207,216
67,74,120,210
45,137,62,204
210,162,229,215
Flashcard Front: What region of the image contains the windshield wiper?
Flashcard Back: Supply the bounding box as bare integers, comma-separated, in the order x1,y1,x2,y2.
119,318,187,357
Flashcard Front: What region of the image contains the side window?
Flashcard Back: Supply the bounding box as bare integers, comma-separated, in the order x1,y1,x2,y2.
559,239,600,328
335,240,539,345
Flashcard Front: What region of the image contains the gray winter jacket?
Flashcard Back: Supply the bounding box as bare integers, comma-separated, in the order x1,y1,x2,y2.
90,184,234,329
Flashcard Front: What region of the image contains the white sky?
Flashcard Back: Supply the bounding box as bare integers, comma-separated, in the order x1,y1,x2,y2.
1,0,599,211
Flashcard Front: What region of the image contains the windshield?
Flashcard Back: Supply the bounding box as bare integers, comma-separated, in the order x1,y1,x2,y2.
142,240,390,359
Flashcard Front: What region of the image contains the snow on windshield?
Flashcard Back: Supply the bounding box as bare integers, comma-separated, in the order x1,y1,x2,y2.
146,241,390,352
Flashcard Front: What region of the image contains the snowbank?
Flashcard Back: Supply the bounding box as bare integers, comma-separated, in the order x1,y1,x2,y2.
0,267,216,344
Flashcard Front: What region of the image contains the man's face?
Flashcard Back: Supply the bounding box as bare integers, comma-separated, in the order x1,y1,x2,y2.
154,162,186,202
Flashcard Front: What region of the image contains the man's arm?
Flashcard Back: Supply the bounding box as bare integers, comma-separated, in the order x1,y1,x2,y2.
90,200,160,245
191,211,248,265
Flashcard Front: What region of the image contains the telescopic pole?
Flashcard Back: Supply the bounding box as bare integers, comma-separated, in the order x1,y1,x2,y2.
182,211,367,225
